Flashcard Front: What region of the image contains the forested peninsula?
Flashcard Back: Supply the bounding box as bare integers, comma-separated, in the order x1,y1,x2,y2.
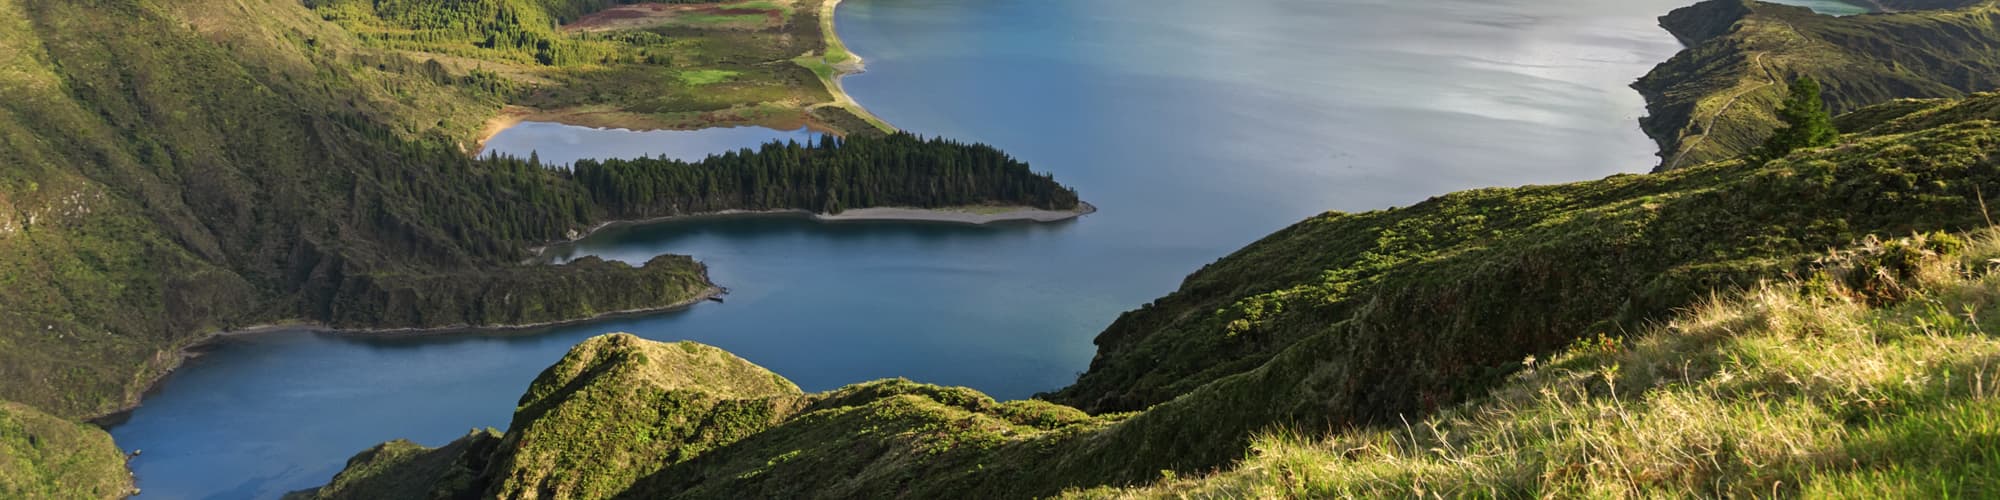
0,0,1078,432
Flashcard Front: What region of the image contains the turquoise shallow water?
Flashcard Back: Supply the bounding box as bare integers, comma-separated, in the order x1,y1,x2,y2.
106,0,1863,498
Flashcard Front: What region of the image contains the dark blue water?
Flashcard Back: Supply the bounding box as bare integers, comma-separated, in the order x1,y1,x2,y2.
480,123,820,165
107,0,1860,497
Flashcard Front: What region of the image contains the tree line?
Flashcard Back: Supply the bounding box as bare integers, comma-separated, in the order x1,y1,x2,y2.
542,132,1081,217
311,0,722,66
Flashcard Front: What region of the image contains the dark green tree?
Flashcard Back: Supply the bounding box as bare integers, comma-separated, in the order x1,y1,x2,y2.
1757,77,1838,161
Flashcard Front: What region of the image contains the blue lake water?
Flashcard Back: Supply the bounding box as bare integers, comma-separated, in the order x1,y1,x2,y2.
479,122,821,165
108,0,1868,498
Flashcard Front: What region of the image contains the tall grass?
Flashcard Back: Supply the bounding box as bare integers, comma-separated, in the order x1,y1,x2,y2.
1079,229,2000,498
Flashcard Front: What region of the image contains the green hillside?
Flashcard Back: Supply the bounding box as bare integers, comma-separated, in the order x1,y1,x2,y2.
0,401,130,499
1636,0,2000,170
302,90,2000,498
13,0,2000,497
1079,230,2000,498
0,0,1074,422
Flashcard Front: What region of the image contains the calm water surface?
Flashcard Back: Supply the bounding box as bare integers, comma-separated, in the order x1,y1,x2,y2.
110,0,1860,497
480,123,820,165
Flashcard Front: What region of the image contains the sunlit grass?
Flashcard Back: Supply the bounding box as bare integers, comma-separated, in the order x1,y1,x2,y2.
1078,229,2000,498
676,69,739,86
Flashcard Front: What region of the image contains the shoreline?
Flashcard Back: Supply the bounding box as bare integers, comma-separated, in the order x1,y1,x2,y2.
471,0,892,151
806,0,896,133
92,285,725,424
528,202,1098,258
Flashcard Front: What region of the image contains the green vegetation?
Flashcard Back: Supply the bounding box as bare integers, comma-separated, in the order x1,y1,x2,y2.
675,69,738,86
0,402,130,499
294,430,501,500
1755,77,1837,160
294,334,1124,500
1637,0,2000,170
567,133,1081,217
1075,230,2000,498
487,335,804,499
0,0,1075,423
311,0,884,135
303,92,2000,498
21,0,2000,496
318,256,714,329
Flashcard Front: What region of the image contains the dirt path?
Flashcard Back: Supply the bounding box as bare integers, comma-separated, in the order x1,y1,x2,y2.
1662,22,1797,170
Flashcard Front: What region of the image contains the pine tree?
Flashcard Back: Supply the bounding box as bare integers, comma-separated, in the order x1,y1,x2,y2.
1757,77,1838,161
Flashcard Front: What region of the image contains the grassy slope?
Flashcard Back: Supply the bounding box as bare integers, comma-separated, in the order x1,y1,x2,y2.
298,334,1116,500
1048,92,2000,416
307,93,2000,498
294,333,812,499
1,0,1075,421
0,0,715,419
0,401,130,499
1080,230,2000,498
1636,0,2000,170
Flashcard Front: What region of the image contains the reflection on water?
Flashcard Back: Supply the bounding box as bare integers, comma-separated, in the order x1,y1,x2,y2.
481,122,821,165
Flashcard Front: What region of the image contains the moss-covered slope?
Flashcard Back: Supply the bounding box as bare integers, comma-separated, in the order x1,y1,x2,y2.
0,401,130,499
1636,0,2000,170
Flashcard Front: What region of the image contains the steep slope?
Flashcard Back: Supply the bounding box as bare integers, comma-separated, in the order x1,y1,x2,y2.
309,93,2000,498
1636,0,2000,170
0,401,131,499
0,0,701,418
1048,92,2000,417
1077,231,2000,498
292,334,812,500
